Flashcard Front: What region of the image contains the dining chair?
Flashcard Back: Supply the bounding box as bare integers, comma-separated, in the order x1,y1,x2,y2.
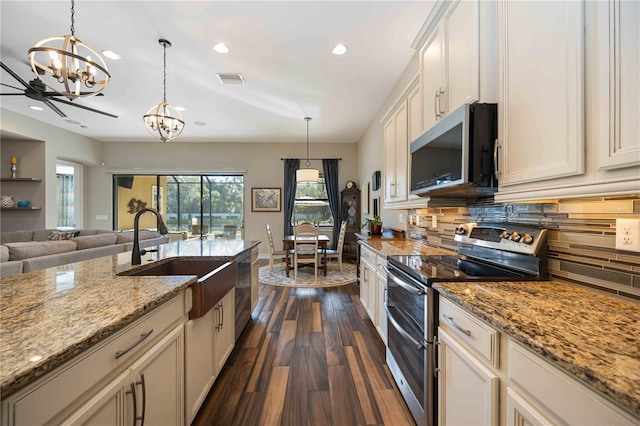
265,223,287,275
292,223,319,282
324,221,347,273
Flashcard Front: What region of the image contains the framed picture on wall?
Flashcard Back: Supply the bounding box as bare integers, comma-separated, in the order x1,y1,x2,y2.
251,187,281,212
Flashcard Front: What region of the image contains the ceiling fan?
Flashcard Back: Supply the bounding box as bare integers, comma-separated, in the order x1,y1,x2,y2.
0,61,117,118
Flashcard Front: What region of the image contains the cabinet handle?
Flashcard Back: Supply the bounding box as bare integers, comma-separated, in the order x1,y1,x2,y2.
220,301,224,330
126,382,137,426
139,374,147,426
442,315,471,336
433,335,440,377
434,89,440,120
438,87,446,115
115,329,154,359
494,138,501,180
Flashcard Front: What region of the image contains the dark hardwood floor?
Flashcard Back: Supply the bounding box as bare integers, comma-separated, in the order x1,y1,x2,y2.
192,278,416,426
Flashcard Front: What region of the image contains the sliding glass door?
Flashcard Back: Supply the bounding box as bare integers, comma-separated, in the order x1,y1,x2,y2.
113,174,244,240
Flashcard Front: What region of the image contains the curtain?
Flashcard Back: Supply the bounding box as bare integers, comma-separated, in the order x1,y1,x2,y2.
322,159,340,249
283,159,299,238
57,174,74,227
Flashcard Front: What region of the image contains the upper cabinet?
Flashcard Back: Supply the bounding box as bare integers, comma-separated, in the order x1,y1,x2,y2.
384,96,409,204
495,0,640,202
419,0,497,134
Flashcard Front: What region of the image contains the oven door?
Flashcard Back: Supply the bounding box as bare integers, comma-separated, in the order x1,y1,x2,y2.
385,262,434,426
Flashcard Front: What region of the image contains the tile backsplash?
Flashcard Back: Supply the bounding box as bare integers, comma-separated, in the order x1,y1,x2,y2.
407,197,640,301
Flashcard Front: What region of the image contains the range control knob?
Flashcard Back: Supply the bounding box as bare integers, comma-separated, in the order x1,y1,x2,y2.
455,227,466,235
521,233,534,245
500,230,510,239
509,231,521,242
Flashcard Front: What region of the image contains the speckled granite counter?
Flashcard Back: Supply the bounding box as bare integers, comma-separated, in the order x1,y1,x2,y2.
434,280,640,418
0,239,259,397
360,238,640,418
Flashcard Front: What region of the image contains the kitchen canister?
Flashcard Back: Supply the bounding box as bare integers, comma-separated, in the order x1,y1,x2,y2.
1,195,15,208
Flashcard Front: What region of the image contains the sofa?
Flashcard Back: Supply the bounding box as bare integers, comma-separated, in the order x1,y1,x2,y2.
0,229,169,277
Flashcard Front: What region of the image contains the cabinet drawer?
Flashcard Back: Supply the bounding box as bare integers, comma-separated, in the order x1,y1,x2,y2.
438,297,499,367
5,293,184,426
360,245,377,264
508,340,636,425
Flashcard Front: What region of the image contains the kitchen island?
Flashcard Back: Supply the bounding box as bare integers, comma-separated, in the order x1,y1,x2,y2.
0,238,259,425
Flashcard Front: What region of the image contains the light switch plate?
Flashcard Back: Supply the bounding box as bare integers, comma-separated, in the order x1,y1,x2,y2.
615,218,640,252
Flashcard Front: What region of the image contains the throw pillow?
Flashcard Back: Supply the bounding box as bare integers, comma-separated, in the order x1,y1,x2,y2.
47,230,79,241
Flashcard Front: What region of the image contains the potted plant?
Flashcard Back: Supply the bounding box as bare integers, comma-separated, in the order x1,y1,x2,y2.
361,215,382,235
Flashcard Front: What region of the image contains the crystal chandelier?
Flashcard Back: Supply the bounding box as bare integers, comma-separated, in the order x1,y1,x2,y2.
143,39,185,142
27,0,110,100
296,117,320,183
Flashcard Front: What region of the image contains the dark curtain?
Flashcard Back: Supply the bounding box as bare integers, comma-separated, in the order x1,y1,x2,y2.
283,159,299,237
323,159,340,249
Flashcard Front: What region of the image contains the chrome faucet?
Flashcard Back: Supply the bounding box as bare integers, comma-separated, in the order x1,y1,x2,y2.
131,207,169,265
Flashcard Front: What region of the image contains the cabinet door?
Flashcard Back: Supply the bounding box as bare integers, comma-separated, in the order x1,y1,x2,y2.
408,81,423,142
375,269,388,345
185,312,216,424
498,0,584,186
60,371,130,426
359,259,372,319
129,324,184,426
443,0,480,113
251,257,259,311
383,117,397,203
421,26,445,132
393,102,408,202
438,328,498,426
214,289,235,374
505,387,554,426
596,0,640,170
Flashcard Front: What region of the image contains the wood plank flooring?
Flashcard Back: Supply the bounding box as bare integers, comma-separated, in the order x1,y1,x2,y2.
192,281,416,426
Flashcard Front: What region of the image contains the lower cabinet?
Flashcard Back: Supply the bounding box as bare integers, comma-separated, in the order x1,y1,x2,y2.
2,293,186,426
437,295,638,426
359,244,388,345
185,288,235,424
63,324,185,426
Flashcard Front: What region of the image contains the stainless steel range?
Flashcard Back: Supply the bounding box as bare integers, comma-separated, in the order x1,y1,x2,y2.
385,222,549,426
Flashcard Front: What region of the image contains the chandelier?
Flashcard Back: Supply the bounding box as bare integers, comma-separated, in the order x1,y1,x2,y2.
143,39,185,142
296,117,320,184
27,0,110,100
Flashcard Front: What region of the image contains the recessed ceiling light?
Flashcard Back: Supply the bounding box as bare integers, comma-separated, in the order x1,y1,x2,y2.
212,43,230,54
80,125,88,129
102,50,121,60
194,121,206,126
29,105,43,111
332,44,348,55
175,106,186,112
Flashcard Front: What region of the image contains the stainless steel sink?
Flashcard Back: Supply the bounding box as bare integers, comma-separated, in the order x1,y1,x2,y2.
118,258,237,319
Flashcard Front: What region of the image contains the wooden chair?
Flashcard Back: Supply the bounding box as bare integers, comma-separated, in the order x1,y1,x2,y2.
292,223,319,282
324,221,347,273
265,223,286,275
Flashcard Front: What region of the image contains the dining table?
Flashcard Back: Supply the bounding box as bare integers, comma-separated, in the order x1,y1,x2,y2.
283,234,330,277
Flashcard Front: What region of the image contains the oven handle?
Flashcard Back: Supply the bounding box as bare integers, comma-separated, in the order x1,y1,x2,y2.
384,303,426,350
383,266,426,296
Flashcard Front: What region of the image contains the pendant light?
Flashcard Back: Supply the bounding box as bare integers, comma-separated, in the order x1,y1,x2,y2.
296,117,320,184
27,0,110,100
143,39,185,142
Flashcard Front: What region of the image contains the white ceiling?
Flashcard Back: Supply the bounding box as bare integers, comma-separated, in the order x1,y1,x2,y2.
0,1,434,144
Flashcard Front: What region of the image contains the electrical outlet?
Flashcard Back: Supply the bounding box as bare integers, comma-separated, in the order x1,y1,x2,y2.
615,219,640,252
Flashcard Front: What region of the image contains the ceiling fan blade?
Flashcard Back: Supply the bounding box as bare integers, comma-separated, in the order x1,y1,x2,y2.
50,97,118,119
0,61,32,89
43,91,105,97
43,98,67,117
1,82,24,91
0,93,29,96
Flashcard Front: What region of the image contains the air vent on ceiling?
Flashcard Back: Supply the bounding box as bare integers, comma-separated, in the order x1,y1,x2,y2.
216,73,245,85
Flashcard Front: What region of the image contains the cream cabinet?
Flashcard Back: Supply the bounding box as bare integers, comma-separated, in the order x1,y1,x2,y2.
2,293,186,426
359,244,388,344
419,0,497,133
495,0,640,202
251,255,259,311
383,99,408,204
184,288,235,424
437,296,638,425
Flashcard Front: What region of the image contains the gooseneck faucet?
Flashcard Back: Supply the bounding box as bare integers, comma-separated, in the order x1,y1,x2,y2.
131,207,169,265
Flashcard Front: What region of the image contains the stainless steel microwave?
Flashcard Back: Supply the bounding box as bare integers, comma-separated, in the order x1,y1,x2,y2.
409,103,498,198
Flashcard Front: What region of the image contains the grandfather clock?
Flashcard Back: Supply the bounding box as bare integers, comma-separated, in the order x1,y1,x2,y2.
340,181,360,259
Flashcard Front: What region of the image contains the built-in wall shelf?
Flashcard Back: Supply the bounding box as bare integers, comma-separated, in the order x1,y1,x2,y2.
1,207,42,211
1,177,42,182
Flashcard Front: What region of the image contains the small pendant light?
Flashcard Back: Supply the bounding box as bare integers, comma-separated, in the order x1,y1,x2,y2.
296,117,320,183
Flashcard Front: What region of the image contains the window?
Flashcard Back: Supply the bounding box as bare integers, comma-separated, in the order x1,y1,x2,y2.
56,161,82,229
293,174,332,226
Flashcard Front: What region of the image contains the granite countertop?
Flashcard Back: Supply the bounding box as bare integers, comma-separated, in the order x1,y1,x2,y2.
0,239,260,397
359,238,456,257
358,238,640,418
